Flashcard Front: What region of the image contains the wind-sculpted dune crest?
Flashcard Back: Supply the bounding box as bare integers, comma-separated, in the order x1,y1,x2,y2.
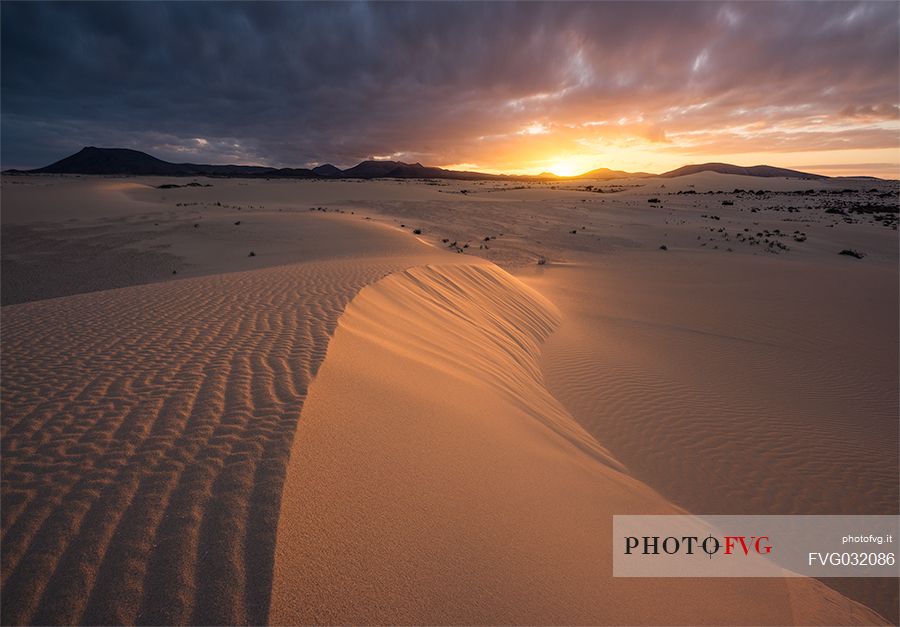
0,255,432,625
271,262,888,626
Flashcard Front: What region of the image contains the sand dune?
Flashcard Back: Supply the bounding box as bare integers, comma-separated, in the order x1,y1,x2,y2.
527,254,898,516
2,175,895,625
2,175,433,305
0,252,439,625
271,262,886,625
525,253,899,622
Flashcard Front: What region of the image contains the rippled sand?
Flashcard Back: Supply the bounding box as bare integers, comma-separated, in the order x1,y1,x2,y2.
2,174,896,625
1,255,440,624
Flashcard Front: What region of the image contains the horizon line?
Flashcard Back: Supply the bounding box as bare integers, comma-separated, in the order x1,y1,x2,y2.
5,145,899,180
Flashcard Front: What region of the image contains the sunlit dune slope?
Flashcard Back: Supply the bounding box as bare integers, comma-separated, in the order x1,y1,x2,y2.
271,262,886,626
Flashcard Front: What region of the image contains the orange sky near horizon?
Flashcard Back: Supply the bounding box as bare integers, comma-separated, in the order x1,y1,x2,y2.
435,118,900,179
4,2,898,179
441,149,900,180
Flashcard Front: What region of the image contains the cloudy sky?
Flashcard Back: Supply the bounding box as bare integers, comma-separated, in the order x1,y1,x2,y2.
2,1,898,176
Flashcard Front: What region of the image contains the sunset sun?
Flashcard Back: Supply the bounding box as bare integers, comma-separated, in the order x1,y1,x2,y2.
548,161,580,177
546,156,598,177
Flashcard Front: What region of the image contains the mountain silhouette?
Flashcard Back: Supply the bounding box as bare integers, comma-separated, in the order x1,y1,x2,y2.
659,162,826,179
33,147,287,177
11,147,832,181
311,163,342,177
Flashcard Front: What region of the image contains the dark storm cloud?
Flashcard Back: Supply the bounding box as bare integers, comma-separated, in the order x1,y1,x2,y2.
1,1,898,169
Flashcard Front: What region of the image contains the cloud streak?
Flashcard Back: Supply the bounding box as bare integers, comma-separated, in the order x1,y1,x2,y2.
2,1,898,175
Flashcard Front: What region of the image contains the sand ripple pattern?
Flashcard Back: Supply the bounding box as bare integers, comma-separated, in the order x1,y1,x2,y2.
1,258,409,625
537,283,899,623
541,313,899,517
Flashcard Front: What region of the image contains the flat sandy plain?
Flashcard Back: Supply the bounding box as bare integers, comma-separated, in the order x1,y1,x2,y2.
1,172,897,625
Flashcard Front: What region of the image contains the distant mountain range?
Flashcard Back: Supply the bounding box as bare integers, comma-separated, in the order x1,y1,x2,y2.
658,162,827,180
5,146,834,181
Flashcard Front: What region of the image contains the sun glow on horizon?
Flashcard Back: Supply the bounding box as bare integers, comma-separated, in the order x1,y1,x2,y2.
442,127,900,179
547,159,582,177
537,153,607,177
447,140,900,179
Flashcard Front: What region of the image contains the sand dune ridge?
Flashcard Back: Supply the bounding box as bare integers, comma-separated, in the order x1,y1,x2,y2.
329,263,625,471
272,261,886,625
1,257,419,625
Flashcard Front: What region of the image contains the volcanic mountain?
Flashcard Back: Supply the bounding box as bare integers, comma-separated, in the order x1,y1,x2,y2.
9,147,832,181
311,163,342,177
659,162,827,179
29,147,283,177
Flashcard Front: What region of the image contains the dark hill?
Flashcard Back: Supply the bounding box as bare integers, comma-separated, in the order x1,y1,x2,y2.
36,147,183,176
34,147,278,177
312,163,342,177
383,163,503,180
340,160,406,178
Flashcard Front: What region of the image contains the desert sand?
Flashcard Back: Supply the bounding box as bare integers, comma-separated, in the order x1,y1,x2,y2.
269,262,886,625
1,173,897,624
